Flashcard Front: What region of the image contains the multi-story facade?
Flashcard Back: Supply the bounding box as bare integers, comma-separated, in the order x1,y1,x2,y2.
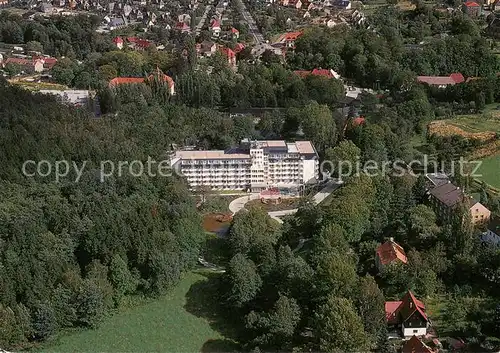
170,140,319,191
426,179,491,225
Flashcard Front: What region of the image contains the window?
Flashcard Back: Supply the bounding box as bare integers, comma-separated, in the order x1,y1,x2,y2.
413,330,418,334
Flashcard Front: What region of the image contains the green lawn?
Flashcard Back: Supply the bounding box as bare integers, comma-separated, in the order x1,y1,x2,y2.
477,154,500,189
41,272,237,353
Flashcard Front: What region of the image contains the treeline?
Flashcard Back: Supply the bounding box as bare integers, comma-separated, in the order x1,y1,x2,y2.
0,80,207,349
216,141,500,352
0,12,112,59
286,7,499,90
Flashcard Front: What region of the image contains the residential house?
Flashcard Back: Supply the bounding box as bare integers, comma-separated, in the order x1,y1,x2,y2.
113,36,124,49
482,217,500,245
294,68,341,79
332,0,351,9
108,17,126,30
290,0,303,9
427,182,491,224
230,27,240,39
326,18,340,27
425,172,450,188
123,4,132,17
350,9,366,26
375,238,408,272
352,116,365,127
126,37,152,50
175,22,191,33
197,41,217,57
30,56,57,70
3,57,45,73
470,201,491,224
462,1,481,16
210,19,221,37
234,42,245,53
219,46,236,69
402,336,437,353
0,0,9,7
109,70,175,95
385,291,430,338
178,13,191,24
416,73,464,88
40,2,55,13
252,43,283,58
274,31,303,49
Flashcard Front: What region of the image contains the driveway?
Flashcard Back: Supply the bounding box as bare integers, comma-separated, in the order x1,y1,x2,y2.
228,180,342,223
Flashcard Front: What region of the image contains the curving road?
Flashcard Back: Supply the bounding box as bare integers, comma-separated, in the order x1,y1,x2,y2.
228,180,342,223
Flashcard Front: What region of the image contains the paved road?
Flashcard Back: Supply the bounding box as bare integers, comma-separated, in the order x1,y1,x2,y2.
195,4,212,35
229,193,260,213
234,0,264,44
228,180,342,224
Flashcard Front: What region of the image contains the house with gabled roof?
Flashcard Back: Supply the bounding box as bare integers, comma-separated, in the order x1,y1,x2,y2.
416,73,464,88
210,19,221,37
385,291,430,338
482,217,500,245
375,238,408,272
294,68,341,79
403,335,437,353
113,36,124,49
274,31,303,49
462,1,481,16
109,69,175,95
427,182,491,224
175,21,191,33
219,46,236,69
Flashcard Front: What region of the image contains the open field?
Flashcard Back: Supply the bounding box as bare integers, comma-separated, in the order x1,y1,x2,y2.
41,272,237,353
428,115,500,160
477,154,500,189
428,116,500,141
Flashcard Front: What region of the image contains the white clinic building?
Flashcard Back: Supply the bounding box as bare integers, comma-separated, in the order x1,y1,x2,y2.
170,140,319,191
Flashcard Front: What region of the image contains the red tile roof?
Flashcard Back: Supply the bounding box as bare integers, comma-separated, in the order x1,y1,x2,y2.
231,27,239,33
294,70,310,77
403,336,434,353
417,73,464,86
31,56,57,69
385,301,403,324
278,31,303,42
219,46,236,58
449,72,465,83
464,1,479,6
294,68,337,78
352,116,365,126
176,21,190,30
126,37,151,48
234,43,245,53
211,19,220,28
109,77,145,86
385,291,429,326
376,239,408,266
109,72,174,89
4,57,44,68
113,36,124,43
311,68,334,77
